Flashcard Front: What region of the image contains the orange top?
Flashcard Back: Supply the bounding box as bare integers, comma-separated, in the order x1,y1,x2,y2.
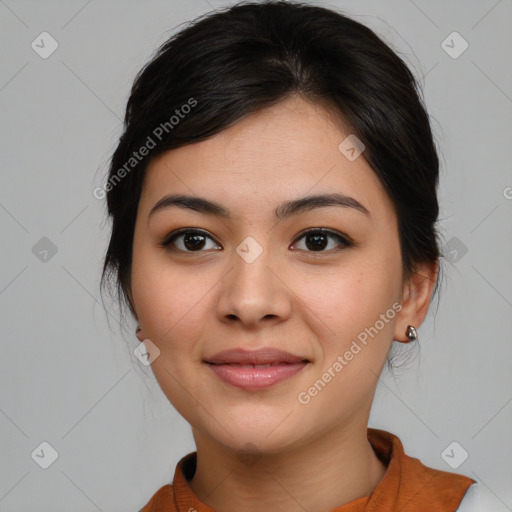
140,428,475,511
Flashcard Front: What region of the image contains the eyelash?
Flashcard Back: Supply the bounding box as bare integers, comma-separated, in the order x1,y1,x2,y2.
160,227,354,254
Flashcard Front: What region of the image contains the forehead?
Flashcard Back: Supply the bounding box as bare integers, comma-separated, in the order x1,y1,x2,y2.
139,95,395,224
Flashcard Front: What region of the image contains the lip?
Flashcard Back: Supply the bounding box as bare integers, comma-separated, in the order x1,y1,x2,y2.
204,347,309,365
203,348,310,390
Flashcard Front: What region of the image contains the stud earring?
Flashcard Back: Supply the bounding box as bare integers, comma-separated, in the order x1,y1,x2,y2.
406,325,418,342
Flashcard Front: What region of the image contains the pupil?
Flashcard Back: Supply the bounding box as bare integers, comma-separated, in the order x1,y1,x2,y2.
184,233,205,251
306,233,327,251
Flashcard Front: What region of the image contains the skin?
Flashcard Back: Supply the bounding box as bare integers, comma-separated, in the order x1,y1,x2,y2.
130,94,438,511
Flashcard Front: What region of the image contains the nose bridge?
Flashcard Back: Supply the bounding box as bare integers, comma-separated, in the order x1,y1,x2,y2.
232,234,277,298
218,234,290,324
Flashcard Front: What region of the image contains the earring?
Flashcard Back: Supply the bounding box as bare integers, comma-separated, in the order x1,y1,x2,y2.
136,325,141,334
406,325,418,342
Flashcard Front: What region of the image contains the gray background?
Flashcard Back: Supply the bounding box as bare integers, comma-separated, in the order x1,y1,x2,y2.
1,0,511,510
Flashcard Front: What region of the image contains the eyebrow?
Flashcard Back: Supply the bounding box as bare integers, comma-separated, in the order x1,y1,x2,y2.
148,192,371,222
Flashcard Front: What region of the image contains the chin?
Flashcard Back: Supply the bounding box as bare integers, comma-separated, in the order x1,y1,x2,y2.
201,417,308,456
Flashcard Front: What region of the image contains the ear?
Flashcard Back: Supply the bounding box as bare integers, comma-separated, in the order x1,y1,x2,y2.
135,325,145,342
393,260,439,343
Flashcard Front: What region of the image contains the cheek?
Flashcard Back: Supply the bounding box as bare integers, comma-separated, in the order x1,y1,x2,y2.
133,268,208,345
290,264,400,423
131,256,213,421
131,241,205,341
295,258,401,359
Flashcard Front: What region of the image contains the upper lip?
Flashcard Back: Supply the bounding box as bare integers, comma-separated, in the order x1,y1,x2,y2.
204,348,310,365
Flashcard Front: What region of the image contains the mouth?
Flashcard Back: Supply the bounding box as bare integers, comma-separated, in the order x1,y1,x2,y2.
203,347,311,390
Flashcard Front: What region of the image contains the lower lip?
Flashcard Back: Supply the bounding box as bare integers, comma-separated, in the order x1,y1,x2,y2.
205,362,308,390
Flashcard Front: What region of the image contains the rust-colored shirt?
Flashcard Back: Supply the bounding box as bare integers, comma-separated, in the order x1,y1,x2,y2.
140,428,475,511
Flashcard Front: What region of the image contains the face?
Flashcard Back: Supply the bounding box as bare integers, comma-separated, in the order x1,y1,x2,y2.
130,95,407,454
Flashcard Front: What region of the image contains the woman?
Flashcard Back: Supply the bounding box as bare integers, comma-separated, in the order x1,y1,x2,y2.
100,1,492,510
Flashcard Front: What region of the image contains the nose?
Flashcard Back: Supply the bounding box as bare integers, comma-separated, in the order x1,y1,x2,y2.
216,242,292,328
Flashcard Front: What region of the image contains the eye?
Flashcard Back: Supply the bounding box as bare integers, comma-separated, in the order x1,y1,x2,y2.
161,229,221,252
291,228,353,253
161,227,353,254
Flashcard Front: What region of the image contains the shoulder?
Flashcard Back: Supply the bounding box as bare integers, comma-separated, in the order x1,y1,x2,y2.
456,482,509,511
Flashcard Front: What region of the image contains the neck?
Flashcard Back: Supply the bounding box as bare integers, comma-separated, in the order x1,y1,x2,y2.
188,422,387,512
